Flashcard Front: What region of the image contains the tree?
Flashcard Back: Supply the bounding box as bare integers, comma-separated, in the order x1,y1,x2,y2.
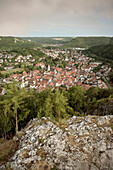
0,71,2,78
68,86,86,113
35,87,51,119
0,99,12,139
52,88,68,120
87,87,98,100
5,81,30,134
44,95,53,118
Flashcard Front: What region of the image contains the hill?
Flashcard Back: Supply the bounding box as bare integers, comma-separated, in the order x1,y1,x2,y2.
84,44,113,61
0,115,113,170
64,37,110,48
22,37,73,45
110,37,113,44
0,36,41,51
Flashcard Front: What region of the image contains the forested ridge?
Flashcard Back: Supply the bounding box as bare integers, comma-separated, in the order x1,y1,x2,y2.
0,37,40,51
22,37,73,45
0,82,113,139
83,44,113,83
64,37,110,48
84,44,113,61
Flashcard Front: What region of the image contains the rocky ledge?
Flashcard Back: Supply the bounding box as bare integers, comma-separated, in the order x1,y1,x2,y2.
0,115,113,170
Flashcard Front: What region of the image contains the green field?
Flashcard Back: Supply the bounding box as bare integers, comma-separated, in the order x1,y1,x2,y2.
1,68,24,75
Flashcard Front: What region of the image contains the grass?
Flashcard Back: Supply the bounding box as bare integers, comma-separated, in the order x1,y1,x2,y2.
51,166,58,170
51,118,68,132
5,163,13,170
38,138,44,143
108,118,113,130
0,138,18,166
1,68,24,75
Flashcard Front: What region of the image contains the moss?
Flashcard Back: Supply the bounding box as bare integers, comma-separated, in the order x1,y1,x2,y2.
54,121,68,132
5,163,13,170
91,116,99,119
51,166,58,170
109,118,113,130
38,138,44,143
76,119,81,123
28,123,39,130
38,119,50,126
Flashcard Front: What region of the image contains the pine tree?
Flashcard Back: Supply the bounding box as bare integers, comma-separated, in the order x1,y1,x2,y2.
68,86,86,113
0,99,12,139
44,95,53,118
52,88,68,120
5,81,30,134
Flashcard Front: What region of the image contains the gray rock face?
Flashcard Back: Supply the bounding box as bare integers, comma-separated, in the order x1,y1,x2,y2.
0,116,113,170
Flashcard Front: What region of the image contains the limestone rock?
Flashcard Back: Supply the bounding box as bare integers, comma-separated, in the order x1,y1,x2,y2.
0,116,113,170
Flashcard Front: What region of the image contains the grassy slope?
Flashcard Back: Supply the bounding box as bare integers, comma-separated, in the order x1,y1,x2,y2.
64,37,110,48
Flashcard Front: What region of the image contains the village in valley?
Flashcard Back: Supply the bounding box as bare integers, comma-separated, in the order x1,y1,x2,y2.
0,48,111,93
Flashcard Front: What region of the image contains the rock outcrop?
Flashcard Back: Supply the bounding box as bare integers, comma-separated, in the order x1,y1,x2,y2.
0,115,113,170
93,99,113,115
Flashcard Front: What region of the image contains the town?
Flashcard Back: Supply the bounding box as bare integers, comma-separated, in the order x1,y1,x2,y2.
0,48,111,93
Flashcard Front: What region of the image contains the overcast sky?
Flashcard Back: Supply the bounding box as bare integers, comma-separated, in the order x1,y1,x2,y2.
0,0,113,37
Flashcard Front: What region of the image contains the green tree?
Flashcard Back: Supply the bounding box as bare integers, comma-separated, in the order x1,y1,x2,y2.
87,87,98,100
35,87,51,119
52,88,68,120
68,86,86,113
5,81,30,134
0,99,12,139
44,95,53,118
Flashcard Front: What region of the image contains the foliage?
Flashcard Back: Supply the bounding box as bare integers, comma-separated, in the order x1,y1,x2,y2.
110,37,113,44
0,36,40,51
64,37,110,48
0,82,113,138
109,72,113,83
22,37,73,45
84,44,113,61
68,86,86,113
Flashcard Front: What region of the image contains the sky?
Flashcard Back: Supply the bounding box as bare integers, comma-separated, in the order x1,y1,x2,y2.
0,0,113,37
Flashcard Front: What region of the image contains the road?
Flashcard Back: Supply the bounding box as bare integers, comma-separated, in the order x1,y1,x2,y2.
102,75,111,89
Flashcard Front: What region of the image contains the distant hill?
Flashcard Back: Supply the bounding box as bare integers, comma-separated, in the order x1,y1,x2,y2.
64,37,110,48
0,36,41,51
84,44,113,61
110,37,113,44
22,37,73,45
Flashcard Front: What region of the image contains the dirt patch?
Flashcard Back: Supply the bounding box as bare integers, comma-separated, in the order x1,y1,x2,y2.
36,148,46,161
67,135,75,145
21,149,29,159
0,138,18,166
31,160,51,170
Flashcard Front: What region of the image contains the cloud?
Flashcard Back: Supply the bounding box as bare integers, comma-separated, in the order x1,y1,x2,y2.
0,0,113,36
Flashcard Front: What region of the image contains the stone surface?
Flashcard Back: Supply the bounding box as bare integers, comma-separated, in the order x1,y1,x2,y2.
0,116,113,170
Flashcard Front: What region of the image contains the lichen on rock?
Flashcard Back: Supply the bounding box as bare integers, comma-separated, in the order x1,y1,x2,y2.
0,116,113,170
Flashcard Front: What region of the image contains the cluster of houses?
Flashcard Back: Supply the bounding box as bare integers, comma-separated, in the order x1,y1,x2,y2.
0,53,36,70
1,48,111,92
